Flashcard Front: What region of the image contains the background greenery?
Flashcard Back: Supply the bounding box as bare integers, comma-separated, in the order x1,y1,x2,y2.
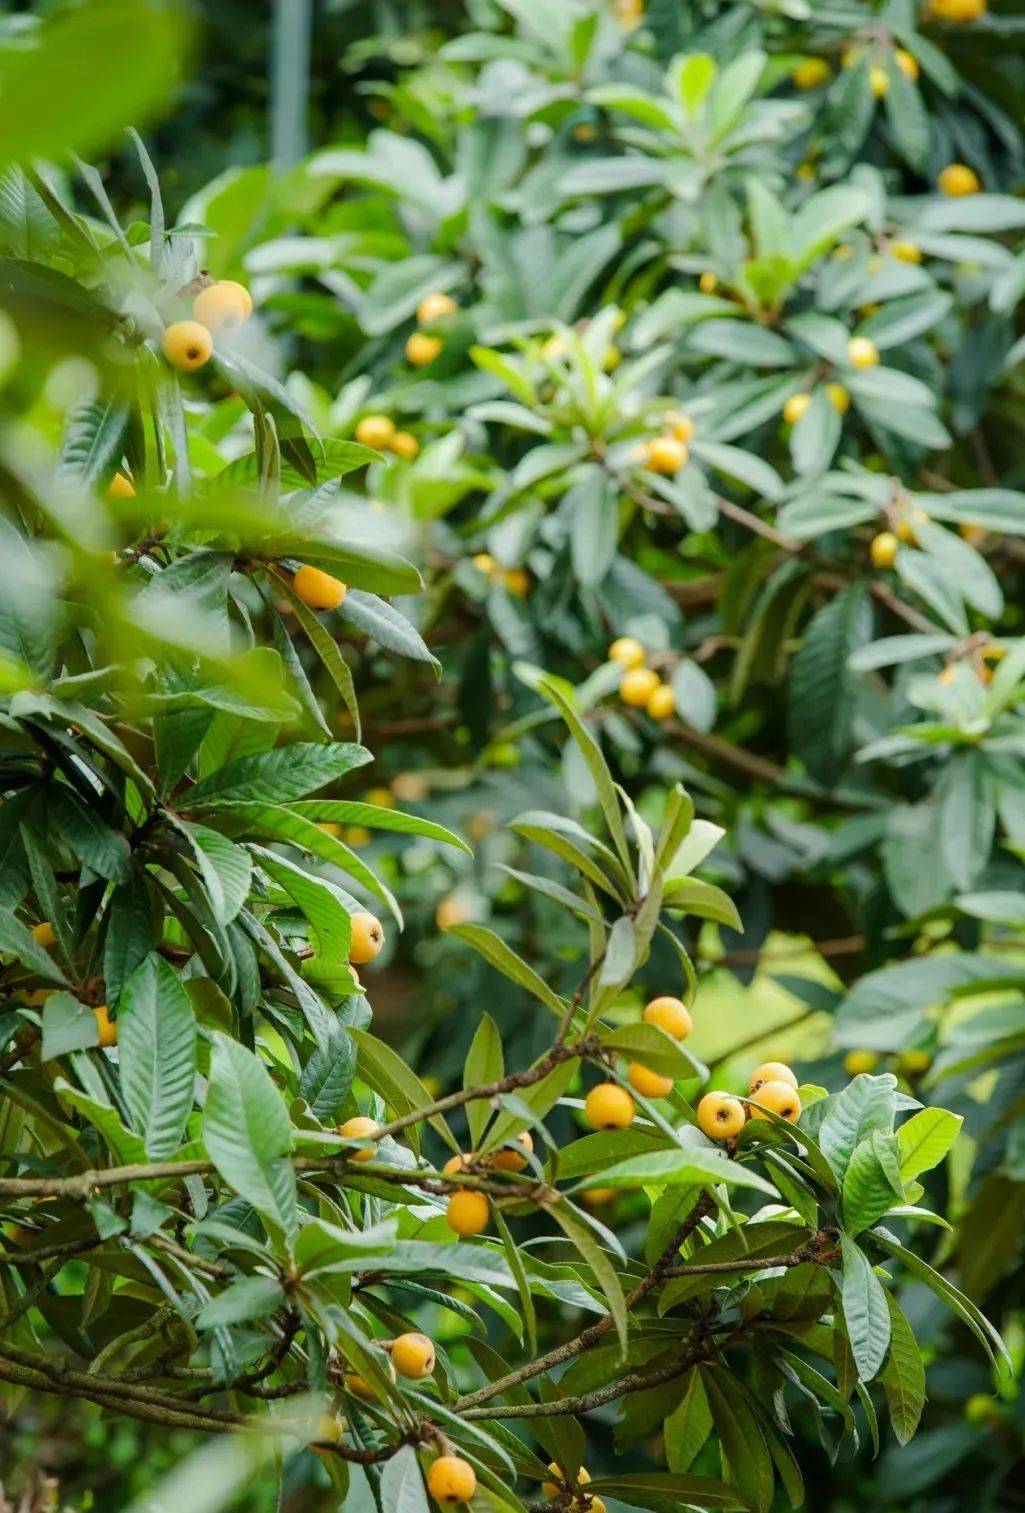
3,0,1025,1509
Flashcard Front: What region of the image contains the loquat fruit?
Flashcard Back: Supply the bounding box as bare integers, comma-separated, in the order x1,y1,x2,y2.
749,1061,798,1095
846,336,879,369
938,163,980,196
406,332,443,366
899,1049,932,1076
31,921,55,948
389,430,420,460
895,49,919,80
645,435,688,474
355,414,395,449
391,1331,435,1378
870,531,899,569
897,507,929,544
584,1082,635,1131
427,1455,477,1505
844,1050,880,1075
699,272,718,294
446,1189,489,1238
417,291,457,325
930,0,986,20
827,382,851,413
436,894,472,931
193,280,252,333
472,552,496,575
491,1130,533,1173
664,411,694,443
608,636,645,669
628,1061,673,1100
644,996,692,1040
697,1091,746,1140
502,567,530,597
293,564,347,611
543,1465,590,1499
582,1187,618,1207
392,772,427,801
108,472,135,499
349,911,384,964
619,666,660,708
338,1116,379,1160
94,1005,117,1048
750,1080,802,1122
783,393,811,425
646,682,676,720
792,58,831,89
614,0,643,28
162,320,213,372
443,1153,470,1176
310,1412,343,1453
344,1362,394,1401
870,66,890,99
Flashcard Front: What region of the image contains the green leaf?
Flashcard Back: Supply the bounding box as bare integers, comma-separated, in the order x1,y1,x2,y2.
598,1022,706,1080
380,1445,430,1513
576,1147,776,1197
549,1201,627,1357
203,1034,299,1244
41,993,99,1058
57,395,128,484
119,955,197,1161
186,742,370,808
351,1028,454,1153
665,1368,713,1473
0,0,191,171
340,590,439,668
299,1026,357,1122
818,1074,898,1184
701,1366,774,1513
870,1230,1009,1367
0,913,67,985
880,1292,926,1445
842,1131,902,1236
104,870,157,1007
586,1471,745,1511
788,583,872,785
525,671,631,872
47,787,130,883
897,1108,963,1181
465,1014,504,1147
196,1275,286,1331
445,922,566,1020
662,876,741,930
839,1233,891,1382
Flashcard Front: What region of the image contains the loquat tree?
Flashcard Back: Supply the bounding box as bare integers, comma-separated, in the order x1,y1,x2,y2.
2,0,1025,1509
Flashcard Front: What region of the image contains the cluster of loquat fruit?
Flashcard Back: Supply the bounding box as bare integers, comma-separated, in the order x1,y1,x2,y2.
608,636,675,721
696,1061,802,1141
353,412,419,460
405,289,457,368
162,278,253,373
631,409,693,477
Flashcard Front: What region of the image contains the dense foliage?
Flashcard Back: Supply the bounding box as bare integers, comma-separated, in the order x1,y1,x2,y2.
3,1,1025,1510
